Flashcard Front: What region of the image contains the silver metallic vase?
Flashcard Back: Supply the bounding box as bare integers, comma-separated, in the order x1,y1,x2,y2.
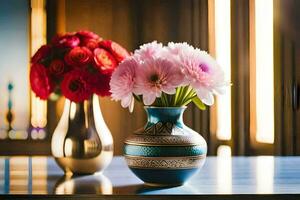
51,94,113,175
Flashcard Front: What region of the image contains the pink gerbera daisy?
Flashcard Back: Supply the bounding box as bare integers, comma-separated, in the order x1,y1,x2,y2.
135,58,184,105
179,49,227,105
110,58,137,112
134,41,163,60
166,42,194,56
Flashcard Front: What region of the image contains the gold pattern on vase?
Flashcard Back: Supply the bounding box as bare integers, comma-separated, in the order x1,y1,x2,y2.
139,122,185,136
51,95,113,174
125,155,206,169
124,107,207,186
125,134,204,146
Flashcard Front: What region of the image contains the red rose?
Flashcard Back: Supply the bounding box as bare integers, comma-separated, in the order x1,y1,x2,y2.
99,40,130,62
65,47,92,67
61,70,92,102
30,63,54,99
76,31,101,50
76,30,100,41
49,59,66,77
91,74,111,97
52,33,80,48
31,45,52,64
93,48,117,74
83,39,100,50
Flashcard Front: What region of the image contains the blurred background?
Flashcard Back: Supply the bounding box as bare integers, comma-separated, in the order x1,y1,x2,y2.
0,0,299,156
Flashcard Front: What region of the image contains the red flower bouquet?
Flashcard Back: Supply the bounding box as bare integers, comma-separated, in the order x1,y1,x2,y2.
30,31,130,102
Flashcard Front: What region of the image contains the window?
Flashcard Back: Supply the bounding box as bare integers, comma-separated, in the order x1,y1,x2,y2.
250,0,274,144
209,0,275,154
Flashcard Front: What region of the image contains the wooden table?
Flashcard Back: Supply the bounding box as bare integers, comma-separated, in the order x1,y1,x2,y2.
0,156,299,199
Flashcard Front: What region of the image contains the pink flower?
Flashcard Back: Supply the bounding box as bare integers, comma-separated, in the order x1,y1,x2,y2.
135,58,184,105
159,42,195,69
110,41,226,110
179,49,226,105
133,41,163,60
110,58,137,112
165,42,194,56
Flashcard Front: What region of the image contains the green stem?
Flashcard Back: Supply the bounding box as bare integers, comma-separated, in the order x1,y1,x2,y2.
182,98,193,106
173,87,182,106
159,97,164,107
176,86,190,106
154,98,160,107
133,94,142,102
175,86,185,106
181,88,196,105
182,94,197,105
167,94,173,106
161,93,169,106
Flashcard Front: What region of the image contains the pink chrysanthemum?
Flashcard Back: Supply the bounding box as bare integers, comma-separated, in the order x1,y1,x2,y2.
110,58,137,112
135,58,184,105
165,42,194,56
134,41,163,60
179,49,226,105
160,42,196,70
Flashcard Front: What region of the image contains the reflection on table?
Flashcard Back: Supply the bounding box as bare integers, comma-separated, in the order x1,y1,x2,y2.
55,174,112,194
0,156,299,195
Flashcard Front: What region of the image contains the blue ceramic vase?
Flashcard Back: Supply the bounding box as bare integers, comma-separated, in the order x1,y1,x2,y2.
124,107,207,187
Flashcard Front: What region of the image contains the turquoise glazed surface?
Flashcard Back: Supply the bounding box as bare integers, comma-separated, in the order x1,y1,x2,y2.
124,107,207,187
130,168,200,186
124,145,206,157
145,107,185,128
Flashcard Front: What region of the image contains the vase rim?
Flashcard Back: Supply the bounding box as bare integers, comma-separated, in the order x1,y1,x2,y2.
144,106,187,109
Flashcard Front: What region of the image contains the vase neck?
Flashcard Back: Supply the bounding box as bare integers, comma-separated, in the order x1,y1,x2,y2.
145,107,185,128
65,95,95,125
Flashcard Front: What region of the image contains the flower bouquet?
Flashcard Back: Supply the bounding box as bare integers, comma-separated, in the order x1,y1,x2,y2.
110,41,227,186
29,31,129,174
110,41,226,111
30,30,129,102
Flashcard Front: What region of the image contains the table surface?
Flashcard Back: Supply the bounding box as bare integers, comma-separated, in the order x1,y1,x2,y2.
0,156,299,198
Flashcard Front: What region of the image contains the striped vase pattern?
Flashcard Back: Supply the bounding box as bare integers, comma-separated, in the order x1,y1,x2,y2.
124,107,207,187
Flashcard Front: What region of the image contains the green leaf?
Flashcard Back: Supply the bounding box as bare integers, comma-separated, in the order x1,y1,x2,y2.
192,96,206,110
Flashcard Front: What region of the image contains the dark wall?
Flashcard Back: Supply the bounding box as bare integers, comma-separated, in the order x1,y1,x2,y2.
274,0,300,155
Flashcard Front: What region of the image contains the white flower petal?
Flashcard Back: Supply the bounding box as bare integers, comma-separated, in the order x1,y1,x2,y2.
121,94,133,108
196,88,214,106
128,96,135,113
143,93,157,105
213,86,226,95
155,90,162,98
